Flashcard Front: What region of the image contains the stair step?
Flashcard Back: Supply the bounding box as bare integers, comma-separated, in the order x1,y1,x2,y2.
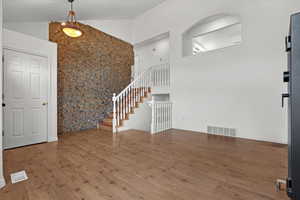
100,124,112,131
103,118,112,126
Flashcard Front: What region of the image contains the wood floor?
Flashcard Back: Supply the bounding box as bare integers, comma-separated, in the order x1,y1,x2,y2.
0,129,288,200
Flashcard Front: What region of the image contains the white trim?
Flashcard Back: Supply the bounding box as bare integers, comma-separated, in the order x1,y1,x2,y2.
3,29,58,147
0,176,5,189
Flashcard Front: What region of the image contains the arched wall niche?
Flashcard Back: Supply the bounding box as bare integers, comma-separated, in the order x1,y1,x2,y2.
182,13,242,57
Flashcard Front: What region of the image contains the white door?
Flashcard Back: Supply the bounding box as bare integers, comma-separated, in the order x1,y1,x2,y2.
3,49,48,149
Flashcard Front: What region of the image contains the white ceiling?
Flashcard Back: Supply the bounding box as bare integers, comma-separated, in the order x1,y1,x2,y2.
4,0,166,22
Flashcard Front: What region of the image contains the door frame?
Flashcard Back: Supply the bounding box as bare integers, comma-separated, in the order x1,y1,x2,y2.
2,29,58,147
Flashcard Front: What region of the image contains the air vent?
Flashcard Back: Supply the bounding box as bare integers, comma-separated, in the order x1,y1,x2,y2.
10,170,28,184
207,126,236,137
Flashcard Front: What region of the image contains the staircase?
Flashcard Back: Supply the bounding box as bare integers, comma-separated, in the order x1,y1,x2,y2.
99,88,151,131
100,63,170,133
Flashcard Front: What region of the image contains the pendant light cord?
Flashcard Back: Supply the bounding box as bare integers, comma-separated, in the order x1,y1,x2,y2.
68,0,74,11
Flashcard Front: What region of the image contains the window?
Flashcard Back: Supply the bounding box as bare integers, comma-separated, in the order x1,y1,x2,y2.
183,14,242,57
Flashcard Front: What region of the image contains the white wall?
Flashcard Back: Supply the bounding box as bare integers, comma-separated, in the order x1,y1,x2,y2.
0,0,5,189
134,34,170,74
132,0,300,144
3,29,58,144
83,19,133,43
3,22,49,41
4,19,133,43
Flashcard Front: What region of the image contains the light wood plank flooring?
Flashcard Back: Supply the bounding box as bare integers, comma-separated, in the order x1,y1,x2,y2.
0,129,288,200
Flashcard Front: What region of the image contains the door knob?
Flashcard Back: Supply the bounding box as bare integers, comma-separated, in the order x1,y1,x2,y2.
42,102,48,106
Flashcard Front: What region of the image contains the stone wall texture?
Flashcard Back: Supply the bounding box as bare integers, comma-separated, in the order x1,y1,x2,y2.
49,22,133,134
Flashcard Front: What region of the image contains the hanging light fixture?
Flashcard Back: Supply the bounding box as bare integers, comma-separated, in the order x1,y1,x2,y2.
61,0,83,38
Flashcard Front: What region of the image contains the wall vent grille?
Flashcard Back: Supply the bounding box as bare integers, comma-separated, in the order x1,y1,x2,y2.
207,126,236,137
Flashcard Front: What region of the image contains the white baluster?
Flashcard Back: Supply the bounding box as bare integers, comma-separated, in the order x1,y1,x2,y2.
142,76,144,98
120,96,123,120
151,102,155,134
162,103,165,131
136,81,138,105
129,86,132,113
166,103,168,130
139,79,142,101
112,93,117,133
136,80,140,103
142,75,144,97
155,103,158,133
160,104,162,132
136,80,138,103
123,93,126,119
162,104,164,132
158,104,160,132
163,104,166,131
164,103,166,131
144,73,146,96
117,98,120,127
125,90,128,115
170,103,172,129
168,103,170,130
132,85,134,108
153,103,156,133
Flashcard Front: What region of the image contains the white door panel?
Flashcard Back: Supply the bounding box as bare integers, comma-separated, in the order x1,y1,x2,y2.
3,49,48,149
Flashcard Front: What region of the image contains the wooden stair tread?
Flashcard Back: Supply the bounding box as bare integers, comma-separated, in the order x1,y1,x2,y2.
100,124,112,131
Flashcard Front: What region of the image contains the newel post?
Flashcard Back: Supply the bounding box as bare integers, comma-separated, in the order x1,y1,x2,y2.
112,93,117,133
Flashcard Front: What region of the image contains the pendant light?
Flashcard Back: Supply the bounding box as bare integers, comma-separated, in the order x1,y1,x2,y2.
61,0,83,38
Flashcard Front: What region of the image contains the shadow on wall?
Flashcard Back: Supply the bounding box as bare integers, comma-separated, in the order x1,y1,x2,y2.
49,22,134,134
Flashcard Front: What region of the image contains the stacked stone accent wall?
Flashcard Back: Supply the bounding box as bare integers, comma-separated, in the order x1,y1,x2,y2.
49,22,133,134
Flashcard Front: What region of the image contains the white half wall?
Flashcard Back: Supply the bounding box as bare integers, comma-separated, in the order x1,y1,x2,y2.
3,29,58,144
4,19,133,43
132,0,300,144
0,0,5,189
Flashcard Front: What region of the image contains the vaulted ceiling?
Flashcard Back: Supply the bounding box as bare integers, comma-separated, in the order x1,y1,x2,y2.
4,0,166,22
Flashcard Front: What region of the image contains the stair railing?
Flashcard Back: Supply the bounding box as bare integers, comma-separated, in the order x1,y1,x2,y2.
112,63,170,133
151,63,171,88
150,101,173,134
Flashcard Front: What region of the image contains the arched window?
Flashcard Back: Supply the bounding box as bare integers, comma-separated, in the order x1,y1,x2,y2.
183,14,242,57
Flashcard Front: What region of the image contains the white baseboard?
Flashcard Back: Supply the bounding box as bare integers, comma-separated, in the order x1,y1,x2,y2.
48,137,58,143
0,176,6,189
